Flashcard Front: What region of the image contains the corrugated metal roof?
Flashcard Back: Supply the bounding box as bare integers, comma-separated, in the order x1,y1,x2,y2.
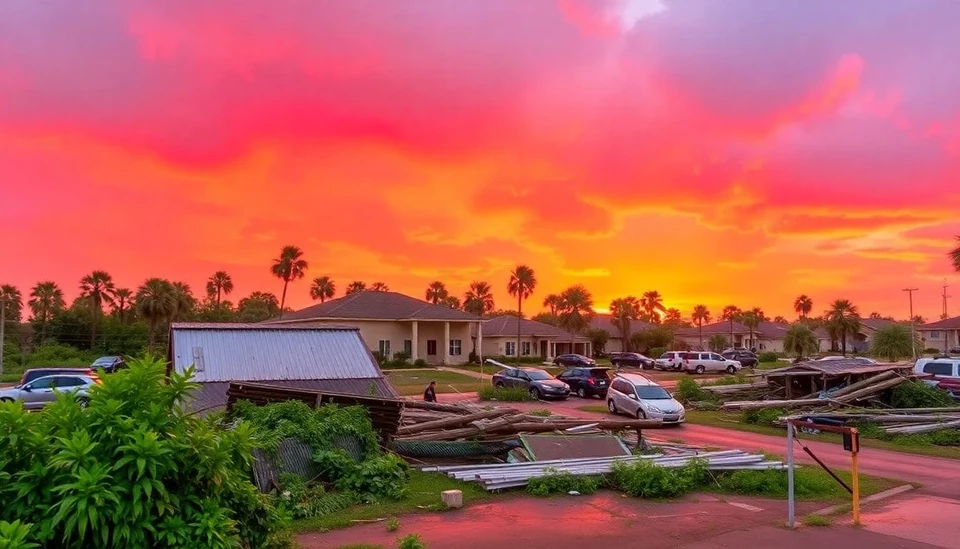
764,359,912,376
186,379,398,415
169,324,382,382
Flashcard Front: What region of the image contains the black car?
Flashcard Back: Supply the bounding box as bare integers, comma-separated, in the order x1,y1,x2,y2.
553,354,597,367
609,352,654,369
721,350,758,368
19,367,100,386
91,356,126,373
491,367,570,400
556,367,611,398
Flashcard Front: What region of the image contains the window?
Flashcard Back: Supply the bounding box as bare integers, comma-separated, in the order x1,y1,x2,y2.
450,339,462,356
931,331,942,339
505,342,516,356
922,362,954,376
378,340,391,357
53,377,82,388
521,341,531,356
403,340,413,356
28,377,54,389
711,353,723,361
427,340,437,356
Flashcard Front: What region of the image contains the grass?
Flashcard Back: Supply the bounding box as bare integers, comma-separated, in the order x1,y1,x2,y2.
578,405,611,414
336,545,385,549
290,471,499,533
710,465,900,501
528,408,552,416
449,364,563,376
477,385,532,402
684,410,960,460
803,514,833,527
383,370,483,396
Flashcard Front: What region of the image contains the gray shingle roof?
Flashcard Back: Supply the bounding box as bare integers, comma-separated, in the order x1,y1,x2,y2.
919,315,960,330
477,315,588,341
268,291,481,323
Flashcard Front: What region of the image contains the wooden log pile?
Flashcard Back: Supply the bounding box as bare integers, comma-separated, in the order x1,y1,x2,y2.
720,370,922,411
782,408,960,435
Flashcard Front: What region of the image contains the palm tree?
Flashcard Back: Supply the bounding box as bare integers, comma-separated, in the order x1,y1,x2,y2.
794,295,813,320
741,310,760,350
425,281,449,304
28,281,65,341
556,285,595,335
135,278,176,349
543,294,562,315
784,324,818,360
345,281,367,295
708,334,729,353
749,307,767,322
464,281,495,316
112,288,133,324
950,236,960,272
691,305,711,349
610,297,640,351
871,324,917,362
640,291,666,323
309,276,336,303
205,271,234,316
237,291,281,322
0,285,23,324
773,315,788,324
79,270,116,348
721,305,742,348
441,296,461,309
664,308,684,324
171,282,195,321
825,299,860,356
370,282,390,292
508,265,537,366
271,245,308,319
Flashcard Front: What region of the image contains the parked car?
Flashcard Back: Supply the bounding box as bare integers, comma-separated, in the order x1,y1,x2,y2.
556,367,612,398
654,351,686,371
681,352,742,375
19,367,99,386
0,374,100,410
609,352,654,369
722,350,758,368
491,367,570,400
91,355,126,373
553,354,596,367
914,358,960,382
936,378,960,401
606,373,685,423
948,346,960,355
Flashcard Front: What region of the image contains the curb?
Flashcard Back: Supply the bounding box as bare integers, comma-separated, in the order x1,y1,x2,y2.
813,484,915,516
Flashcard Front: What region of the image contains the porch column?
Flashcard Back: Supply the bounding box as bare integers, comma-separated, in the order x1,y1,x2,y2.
443,321,450,364
587,341,592,358
549,342,554,359
410,321,419,361
476,321,483,362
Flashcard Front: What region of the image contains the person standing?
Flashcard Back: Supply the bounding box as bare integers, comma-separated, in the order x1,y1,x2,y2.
423,381,437,402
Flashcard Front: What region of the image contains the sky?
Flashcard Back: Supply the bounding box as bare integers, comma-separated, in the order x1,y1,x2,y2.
1,0,960,321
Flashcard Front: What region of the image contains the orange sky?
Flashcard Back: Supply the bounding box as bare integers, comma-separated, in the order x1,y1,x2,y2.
1,0,959,320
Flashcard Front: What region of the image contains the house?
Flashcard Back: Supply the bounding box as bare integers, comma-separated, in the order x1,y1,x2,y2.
476,315,591,359
264,291,483,365
167,323,398,414
918,316,960,353
675,321,826,353
586,314,653,353
849,318,899,353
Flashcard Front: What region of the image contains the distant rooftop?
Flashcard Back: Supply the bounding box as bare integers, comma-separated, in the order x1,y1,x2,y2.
265,291,481,323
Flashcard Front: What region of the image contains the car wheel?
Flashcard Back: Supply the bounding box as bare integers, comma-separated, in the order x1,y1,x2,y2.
495,382,505,388
607,399,617,414
529,387,541,400
577,387,586,398
77,397,90,409
726,365,736,375
636,408,647,420
695,365,706,374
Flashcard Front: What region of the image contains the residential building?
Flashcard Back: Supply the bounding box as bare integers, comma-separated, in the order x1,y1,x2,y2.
167,323,398,414
586,314,653,353
848,318,900,353
476,315,591,360
264,291,482,365
918,316,960,353
676,321,827,353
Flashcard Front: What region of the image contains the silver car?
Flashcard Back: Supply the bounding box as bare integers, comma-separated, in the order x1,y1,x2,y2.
681,352,742,374
0,374,98,410
606,373,685,423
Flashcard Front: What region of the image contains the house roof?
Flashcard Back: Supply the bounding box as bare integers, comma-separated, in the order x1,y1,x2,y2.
267,291,481,323
676,320,825,341
919,315,960,331
587,314,653,338
859,318,897,332
184,379,398,416
476,315,589,341
763,358,911,377
168,323,387,383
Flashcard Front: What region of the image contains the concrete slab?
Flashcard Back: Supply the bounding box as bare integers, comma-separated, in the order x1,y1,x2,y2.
859,494,960,549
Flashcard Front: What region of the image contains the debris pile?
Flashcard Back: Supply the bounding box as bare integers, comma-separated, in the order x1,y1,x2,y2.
783,407,960,435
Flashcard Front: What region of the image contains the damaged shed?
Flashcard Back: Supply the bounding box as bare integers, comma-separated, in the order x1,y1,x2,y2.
762,358,913,400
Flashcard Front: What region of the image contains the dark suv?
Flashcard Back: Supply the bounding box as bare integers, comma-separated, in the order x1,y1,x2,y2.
721,350,758,368
20,368,100,386
609,352,654,369
556,367,611,398
91,356,126,373
553,354,596,367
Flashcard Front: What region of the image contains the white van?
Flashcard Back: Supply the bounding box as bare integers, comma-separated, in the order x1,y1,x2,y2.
913,358,960,381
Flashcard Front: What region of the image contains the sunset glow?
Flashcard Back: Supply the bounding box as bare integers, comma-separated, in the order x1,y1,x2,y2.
2,0,959,319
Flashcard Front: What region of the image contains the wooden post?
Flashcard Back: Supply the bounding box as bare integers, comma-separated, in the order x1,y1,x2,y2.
851,428,860,525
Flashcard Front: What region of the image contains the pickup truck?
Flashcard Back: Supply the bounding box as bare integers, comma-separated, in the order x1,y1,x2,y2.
937,378,960,401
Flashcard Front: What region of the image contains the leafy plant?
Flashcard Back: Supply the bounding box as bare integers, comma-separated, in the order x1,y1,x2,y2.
740,407,787,426
870,324,920,362
527,408,552,417
526,470,603,496
648,347,667,361
889,381,953,409
0,520,38,549
673,377,711,404
477,386,532,402
397,534,427,549
757,352,780,363
386,517,400,532
609,459,708,498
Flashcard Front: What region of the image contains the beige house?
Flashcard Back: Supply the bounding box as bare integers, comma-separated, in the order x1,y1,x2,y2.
586,314,653,353
265,291,482,365
476,315,591,359
918,316,960,353
675,321,828,353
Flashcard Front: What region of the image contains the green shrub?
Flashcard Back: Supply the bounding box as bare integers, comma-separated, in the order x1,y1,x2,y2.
413,359,428,368
609,459,709,498
333,454,409,500
702,374,750,386
889,381,954,409
527,408,552,417
741,407,786,426
757,352,780,363
477,386,532,402
924,347,942,355
716,468,837,498
929,429,960,446
0,356,283,548
386,517,400,532
674,377,711,404
0,520,37,549
397,534,427,549
648,347,667,360
526,470,603,496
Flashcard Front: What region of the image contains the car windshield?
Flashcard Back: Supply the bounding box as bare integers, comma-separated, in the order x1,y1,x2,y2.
92,357,115,365
589,369,610,378
659,353,672,359
525,370,553,380
635,386,671,400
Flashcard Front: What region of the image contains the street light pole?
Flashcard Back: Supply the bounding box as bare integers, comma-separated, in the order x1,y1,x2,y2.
903,288,918,359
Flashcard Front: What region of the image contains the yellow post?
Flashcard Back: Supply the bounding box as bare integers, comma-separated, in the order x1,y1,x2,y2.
851,428,860,525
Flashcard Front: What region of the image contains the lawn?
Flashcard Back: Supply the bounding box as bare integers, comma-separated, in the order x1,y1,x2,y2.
384,369,485,396
448,364,563,376
684,410,960,460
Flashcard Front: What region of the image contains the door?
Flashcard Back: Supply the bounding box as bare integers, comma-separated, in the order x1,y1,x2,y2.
20,377,57,410
709,353,725,372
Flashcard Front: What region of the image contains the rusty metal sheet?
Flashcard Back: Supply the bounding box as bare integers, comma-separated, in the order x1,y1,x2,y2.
519,434,631,461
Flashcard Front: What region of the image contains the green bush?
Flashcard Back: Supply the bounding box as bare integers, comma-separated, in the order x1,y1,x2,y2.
0,356,284,548
648,347,667,361
674,377,711,404
740,407,786,426
477,386,532,402
757,352,780,363
0,520,37,549
716,468,838,498
609,459,709,498
889,381,954,409
488,355,543,364
397,534,427,549
924,347,942,355
527,408,552,417
526,470,603,496
413,359,428,368
702,374,750,386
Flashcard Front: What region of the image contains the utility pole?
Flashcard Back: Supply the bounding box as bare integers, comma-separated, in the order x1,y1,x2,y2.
943,280,951,320
903,288,918,359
